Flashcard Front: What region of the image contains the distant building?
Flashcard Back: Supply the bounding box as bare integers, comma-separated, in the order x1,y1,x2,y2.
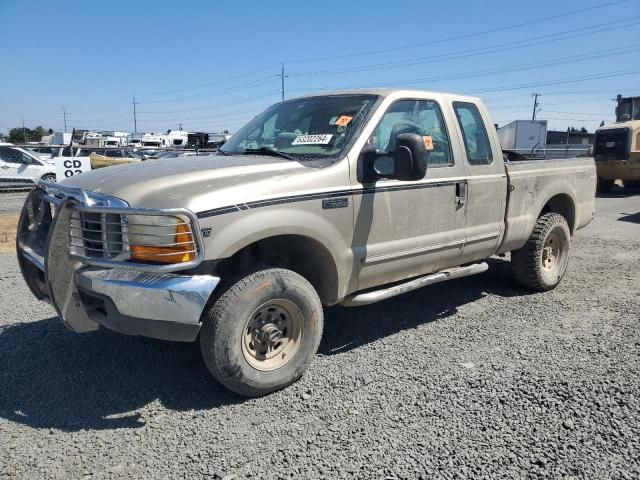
546,130,594,145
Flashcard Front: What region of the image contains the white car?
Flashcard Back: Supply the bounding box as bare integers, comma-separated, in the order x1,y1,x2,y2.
0,144,56,189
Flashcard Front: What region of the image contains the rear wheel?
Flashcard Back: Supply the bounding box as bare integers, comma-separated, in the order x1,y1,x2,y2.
511,213,571,291
596,177,614,194
199,268,323,397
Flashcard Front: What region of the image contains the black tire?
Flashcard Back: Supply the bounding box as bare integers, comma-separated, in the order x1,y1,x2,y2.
596,177,614,194
511,213,571,291
40,173,56,183
622,180,640,189
199,268,323,397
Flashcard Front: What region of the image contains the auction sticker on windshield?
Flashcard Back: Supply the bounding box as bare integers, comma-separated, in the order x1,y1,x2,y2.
292,134,333,145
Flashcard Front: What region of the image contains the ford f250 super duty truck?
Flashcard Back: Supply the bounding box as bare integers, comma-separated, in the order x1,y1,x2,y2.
16,90,596,397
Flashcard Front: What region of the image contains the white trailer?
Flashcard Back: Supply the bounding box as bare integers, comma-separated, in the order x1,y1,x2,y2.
497,120,548,151
51,132,73,145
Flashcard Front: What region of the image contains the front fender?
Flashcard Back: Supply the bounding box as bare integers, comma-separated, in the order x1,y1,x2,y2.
201,205,355,299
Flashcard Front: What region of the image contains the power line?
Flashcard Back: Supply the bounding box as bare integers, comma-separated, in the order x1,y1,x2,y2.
39,2,631,114
285,47,640,94
138,76,279,104
286,0,631,64
137,63,282,97
466,69,640,94
136,90,280,115
288,17,640,77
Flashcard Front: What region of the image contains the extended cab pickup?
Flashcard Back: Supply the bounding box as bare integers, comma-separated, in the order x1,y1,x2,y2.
16,90,596,396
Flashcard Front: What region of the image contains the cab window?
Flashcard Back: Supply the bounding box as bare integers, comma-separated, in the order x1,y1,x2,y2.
370,99,452,167
0,147,38,165
453,102,493,166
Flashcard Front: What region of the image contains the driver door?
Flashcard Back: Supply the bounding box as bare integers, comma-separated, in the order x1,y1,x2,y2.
351,98,468,291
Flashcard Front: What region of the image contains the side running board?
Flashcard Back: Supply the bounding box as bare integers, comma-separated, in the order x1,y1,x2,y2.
341,262,489,307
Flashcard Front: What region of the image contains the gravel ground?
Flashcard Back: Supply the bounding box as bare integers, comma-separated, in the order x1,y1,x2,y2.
0,193,639,479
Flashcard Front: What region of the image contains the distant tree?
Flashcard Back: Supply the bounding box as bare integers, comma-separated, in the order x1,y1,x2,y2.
222,129,229,134
599,120,605,127
7,125,48,144
580,127,588,134
569,126,577,133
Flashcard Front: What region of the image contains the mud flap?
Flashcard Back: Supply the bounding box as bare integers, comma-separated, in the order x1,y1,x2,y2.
45,200,99,333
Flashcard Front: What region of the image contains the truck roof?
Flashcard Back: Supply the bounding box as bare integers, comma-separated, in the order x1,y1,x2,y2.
291,88,482,103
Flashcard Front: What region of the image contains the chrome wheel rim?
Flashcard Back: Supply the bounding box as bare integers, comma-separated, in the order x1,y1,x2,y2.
241,299,303,371
542,231,563,273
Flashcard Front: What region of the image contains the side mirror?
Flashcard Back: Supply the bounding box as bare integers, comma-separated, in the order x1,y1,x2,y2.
393,133,427,181
358,133,428,183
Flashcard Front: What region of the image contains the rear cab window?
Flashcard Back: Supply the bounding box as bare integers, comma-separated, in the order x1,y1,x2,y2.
453,102,493,166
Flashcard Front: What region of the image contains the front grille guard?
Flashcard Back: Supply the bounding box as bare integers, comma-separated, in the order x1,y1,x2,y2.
37,180,206,273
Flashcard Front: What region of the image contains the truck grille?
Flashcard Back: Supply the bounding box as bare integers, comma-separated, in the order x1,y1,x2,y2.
593,128,630,161
70,211,128,260
33,181,204,272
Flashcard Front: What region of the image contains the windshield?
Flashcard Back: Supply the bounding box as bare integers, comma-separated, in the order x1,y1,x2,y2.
220,94,379,160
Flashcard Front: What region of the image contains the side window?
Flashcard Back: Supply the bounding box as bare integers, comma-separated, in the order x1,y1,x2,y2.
453,102,493,166
0,148,35,165
370,99,452,167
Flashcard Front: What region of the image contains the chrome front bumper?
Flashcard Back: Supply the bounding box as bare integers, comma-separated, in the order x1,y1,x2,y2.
16,186,219,342
74,268,219,341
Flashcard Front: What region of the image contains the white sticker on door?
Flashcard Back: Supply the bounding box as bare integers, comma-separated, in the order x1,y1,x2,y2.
291,134,333,145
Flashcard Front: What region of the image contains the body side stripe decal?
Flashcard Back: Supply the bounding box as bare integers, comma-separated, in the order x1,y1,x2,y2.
196,179,461,219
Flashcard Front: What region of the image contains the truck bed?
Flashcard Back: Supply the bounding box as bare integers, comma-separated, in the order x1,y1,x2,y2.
498,157,596,254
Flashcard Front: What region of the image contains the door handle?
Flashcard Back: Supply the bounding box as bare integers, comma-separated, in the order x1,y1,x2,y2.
455,181,467,206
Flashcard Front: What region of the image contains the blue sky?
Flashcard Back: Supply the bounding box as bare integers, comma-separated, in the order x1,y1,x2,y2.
1,0,638,134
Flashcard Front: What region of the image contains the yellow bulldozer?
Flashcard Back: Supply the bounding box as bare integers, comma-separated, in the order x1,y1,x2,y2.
593,95,640,193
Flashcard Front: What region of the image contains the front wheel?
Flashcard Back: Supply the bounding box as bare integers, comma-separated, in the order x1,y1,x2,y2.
511,213,571,291
199,268,323,397
40,173,56,183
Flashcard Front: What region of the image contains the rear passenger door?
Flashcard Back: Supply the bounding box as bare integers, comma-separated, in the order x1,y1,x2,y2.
452,101,507,262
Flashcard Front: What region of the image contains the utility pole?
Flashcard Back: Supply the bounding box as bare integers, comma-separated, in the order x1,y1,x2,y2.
531,93,541,121
132,95,138,133
178,122,182,130
63,107,67,132
280,63,285,102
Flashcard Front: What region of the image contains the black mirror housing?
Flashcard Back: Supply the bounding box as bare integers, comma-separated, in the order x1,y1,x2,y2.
393,133,427,181
358,133,427,183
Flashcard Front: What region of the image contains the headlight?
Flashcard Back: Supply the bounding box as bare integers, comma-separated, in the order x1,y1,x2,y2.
126,214,196,264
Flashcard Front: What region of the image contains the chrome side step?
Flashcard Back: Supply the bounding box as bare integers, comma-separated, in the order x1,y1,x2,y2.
341,262,489,307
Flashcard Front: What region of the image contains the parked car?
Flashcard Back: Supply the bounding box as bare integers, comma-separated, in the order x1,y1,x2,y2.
26,146,56,161
0,144,56,188
16,90,596,397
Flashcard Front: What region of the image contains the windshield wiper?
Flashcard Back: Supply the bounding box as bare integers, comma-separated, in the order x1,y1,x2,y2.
242,147,297,161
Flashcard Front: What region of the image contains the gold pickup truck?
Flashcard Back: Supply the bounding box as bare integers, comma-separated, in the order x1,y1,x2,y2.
16,90,596,396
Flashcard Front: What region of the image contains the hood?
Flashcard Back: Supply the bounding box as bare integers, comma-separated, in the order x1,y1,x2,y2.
61,154,305,212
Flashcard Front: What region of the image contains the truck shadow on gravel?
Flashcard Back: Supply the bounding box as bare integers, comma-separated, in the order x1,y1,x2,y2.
0,319,242,431
319,257,531,356
0,259,528,432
